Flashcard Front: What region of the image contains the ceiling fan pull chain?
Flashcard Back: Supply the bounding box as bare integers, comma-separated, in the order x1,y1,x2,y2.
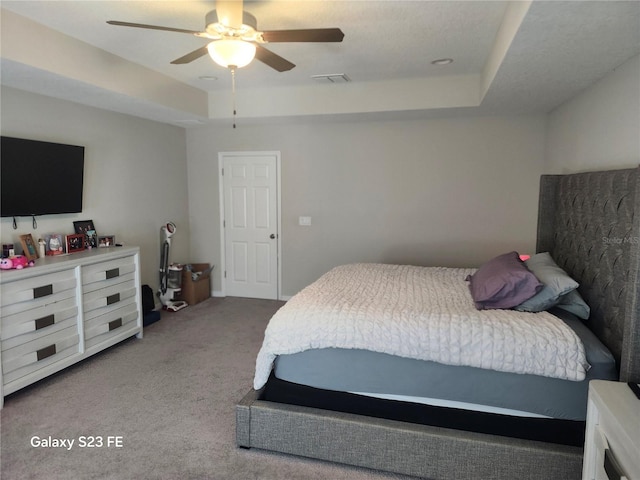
231,66,237,128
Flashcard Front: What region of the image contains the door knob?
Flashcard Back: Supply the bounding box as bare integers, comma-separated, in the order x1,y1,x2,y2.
270,234,276,239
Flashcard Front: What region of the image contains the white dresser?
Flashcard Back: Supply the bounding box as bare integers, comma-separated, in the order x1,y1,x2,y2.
0,247,143,408
583,380,640,480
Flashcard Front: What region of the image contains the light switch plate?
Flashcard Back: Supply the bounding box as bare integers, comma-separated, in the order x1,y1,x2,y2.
299,216,312,226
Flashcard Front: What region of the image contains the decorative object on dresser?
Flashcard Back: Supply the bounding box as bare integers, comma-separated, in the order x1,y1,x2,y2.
0,256,33,270
582,380,640,479
2,244,15,258
65,234,85,253
18,234,38,261
98,235,116,247
0,246,143,408
44,234,65,255
73,220,98,249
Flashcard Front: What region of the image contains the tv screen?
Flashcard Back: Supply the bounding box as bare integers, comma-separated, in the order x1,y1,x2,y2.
1,136,85,217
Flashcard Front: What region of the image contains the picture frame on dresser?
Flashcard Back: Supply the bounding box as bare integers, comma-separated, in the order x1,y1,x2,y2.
18,234,38,261
98,235,116,247
73,220,97,248
44,234,65,255
65,234,85,253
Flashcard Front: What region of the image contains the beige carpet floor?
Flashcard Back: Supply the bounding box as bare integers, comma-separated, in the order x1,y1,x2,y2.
0,297,412,480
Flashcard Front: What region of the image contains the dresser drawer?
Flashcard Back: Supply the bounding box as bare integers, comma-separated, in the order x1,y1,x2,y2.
82,256,136,290
1,286,77,322
2,326,80,384
83,280,137,316
82,269,137,296
2,296,78,344
0,269,77,316
84,303,139,349
583,381,640,480
592,426,632,480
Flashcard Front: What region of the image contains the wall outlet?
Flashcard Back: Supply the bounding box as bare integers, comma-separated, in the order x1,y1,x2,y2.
299,216,312,226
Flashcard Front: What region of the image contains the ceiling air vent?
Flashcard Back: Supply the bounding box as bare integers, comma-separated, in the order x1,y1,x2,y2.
311,73,351,83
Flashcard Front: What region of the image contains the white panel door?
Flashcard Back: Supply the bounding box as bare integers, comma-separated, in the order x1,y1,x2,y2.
222,153,279,299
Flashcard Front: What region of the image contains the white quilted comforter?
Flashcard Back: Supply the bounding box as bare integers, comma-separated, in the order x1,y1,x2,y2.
254,263,589,389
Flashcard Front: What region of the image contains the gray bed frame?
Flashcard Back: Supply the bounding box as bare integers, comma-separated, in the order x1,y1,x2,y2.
237,166,640,480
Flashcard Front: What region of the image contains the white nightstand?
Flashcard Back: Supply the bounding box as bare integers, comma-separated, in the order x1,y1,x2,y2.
582,380,640,480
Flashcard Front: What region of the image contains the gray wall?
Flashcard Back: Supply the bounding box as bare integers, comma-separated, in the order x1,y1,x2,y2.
546,54,640,173
3,53,636,300
0,87,191,291
187,114,547,297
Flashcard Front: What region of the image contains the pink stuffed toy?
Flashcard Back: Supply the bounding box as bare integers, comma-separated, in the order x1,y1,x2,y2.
0,255,34,270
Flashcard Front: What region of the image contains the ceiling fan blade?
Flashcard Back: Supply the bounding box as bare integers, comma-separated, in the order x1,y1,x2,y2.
171,46,210,65
215,0,244,29
107,20,201,35
255,45,295,72
261,28,345,43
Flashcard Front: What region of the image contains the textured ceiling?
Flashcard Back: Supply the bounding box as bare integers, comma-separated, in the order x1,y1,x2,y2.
1,1,639,126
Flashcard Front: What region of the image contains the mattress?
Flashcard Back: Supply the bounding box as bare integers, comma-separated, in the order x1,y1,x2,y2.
257,264,590,390
274,308,617,421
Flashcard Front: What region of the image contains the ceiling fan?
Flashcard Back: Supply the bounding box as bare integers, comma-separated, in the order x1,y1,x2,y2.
107,0,345,72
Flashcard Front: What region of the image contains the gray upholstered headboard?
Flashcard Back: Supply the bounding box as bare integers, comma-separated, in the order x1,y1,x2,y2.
537,166,640,383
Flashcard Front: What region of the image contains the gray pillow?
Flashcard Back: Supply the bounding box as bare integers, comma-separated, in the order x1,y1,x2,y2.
514,252,578,312
514,252,579,313
554,289,591,319
466,251,542,310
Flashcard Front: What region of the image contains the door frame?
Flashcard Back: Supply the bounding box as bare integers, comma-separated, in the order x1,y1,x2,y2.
218,151,282,300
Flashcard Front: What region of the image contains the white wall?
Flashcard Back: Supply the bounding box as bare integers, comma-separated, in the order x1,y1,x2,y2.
0,87,191,291
546,54,640,173
187,114,547,297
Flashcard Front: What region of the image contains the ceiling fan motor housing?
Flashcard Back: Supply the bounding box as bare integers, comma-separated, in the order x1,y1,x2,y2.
204,9,260,40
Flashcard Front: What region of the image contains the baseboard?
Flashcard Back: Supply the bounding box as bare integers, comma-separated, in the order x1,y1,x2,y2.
212,290,290,301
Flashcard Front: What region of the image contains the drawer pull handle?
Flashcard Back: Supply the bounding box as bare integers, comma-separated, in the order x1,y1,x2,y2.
33,284,53,299
107,293,121,305
604,449,626,480
35,314,55,330
37,344,57,361
109,318,122,331
106,268,120,279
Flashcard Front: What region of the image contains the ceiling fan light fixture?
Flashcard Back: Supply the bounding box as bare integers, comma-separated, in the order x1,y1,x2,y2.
207,39,256,68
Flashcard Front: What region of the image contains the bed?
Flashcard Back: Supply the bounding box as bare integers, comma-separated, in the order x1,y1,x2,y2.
237,166,640,479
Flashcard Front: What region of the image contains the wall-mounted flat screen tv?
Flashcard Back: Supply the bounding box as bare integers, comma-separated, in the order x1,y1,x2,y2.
1,136,85,217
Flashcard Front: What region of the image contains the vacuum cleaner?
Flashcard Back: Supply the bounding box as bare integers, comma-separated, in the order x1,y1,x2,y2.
158,221,188,312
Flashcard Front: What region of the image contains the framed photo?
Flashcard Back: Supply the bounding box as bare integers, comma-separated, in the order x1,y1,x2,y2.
73,220,98,249
19,234,39,261
98,235,116,247
44,234,65,255
66,234,85,253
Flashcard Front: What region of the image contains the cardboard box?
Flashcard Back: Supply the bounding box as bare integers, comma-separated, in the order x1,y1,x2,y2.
179,263,211,305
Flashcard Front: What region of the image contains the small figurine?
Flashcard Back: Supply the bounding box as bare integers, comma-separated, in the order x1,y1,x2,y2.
0,255,35,270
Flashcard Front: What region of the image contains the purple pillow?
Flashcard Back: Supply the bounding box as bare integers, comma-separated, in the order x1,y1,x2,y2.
466,251,543,310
